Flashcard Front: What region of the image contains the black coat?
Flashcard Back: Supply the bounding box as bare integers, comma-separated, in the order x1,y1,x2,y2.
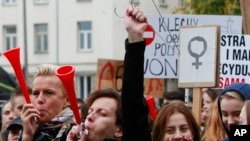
121,39,152,141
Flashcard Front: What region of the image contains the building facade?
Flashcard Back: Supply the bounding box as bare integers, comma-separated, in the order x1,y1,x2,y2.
0,0,183,99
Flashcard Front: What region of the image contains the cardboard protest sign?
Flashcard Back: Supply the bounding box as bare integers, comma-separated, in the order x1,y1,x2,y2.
177,25,220,125
178,25,220,88
240,0,250,34
96,59,165,97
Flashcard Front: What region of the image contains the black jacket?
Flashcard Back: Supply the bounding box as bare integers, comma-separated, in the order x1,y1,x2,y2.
121,39,152,141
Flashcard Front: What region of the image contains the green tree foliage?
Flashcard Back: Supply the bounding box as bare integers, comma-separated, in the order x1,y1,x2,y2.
174,0,241,15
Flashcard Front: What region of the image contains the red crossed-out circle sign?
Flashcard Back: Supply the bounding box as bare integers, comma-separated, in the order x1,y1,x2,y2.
144,24,155,46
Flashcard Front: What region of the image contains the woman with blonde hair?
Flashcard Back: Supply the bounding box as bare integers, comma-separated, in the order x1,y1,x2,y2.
202,98,227,141
217,82,250,141
20,64,75,140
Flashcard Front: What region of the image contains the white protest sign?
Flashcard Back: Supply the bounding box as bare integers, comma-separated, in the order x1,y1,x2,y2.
178,26,220,88
144,14,242,78
220,34,250,88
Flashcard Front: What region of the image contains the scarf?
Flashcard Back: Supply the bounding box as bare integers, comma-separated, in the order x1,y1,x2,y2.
37,107,75,140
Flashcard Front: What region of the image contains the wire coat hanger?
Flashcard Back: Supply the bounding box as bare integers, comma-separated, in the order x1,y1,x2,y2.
114,0,134,18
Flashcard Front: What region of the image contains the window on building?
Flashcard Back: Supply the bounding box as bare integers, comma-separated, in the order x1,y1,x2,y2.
34,0,48,4
159,0,168,7
34,24,48,53
3,0,16,5
178,0,185,7
77,75,93,99
78,21,92,51
3,26,17,51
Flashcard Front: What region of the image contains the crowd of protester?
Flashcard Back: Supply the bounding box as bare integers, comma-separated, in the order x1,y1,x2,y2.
0,5,249,141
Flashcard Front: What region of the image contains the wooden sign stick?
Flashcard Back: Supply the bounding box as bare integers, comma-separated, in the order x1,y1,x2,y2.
240,0,250,34
192,88,203,125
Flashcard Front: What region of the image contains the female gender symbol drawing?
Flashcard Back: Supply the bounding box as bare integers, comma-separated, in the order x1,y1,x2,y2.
188,36,207,69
